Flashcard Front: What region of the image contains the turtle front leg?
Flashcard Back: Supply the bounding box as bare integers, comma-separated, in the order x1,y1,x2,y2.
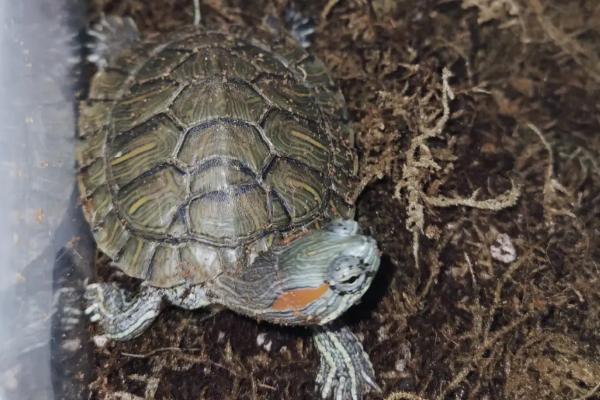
84,283,163,341
313,324,380,400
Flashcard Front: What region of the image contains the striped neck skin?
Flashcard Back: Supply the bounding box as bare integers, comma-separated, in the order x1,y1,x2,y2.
207,220,380,326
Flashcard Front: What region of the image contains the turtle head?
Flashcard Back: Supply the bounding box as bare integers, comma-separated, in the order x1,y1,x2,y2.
209,219,380,325
269,219,380,324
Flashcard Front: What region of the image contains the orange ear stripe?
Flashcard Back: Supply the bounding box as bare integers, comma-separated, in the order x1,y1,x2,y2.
271,283,330,311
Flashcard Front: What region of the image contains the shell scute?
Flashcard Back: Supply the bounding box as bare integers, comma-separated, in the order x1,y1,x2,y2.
116,236,155,279
188,186,270,242
109,115,181,188
255,76,320,120
179,242,223,282
112,79,181,132
171,47,259,82
148,245,184,287
170,32,238,51
79,100,111,137
95,211,131,259
89,69,129,100
263,110,329,171
116,166,187,236
170,80,268,126
190,163,255,195
265,158,325,223
234,44,290,77
87,185,113,227
136,48,191,83
178,122,270,173
79,157,106,197
297,55,335,88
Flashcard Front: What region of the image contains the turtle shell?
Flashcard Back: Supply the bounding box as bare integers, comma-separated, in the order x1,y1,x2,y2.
77,26,359,287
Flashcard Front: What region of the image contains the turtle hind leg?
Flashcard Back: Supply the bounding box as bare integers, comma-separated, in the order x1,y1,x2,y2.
86,15,140,68
284,6,315,48
261,7,315,48
313,324,380,400
84,283,163,340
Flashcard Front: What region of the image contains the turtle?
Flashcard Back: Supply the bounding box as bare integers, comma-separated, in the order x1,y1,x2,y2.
78,12,380,400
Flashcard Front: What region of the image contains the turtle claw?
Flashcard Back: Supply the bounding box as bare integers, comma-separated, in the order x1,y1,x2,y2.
314,325,379,400
52,287,84,332
84,282,123,330
86,15,140,68
284,7,315,48
84,282,126,315
89,313,101,322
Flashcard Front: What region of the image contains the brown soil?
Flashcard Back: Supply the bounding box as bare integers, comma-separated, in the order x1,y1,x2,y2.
84,1,600,399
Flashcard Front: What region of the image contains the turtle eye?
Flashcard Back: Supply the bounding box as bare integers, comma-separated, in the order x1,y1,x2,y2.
328,255,367,294
325,219,361,236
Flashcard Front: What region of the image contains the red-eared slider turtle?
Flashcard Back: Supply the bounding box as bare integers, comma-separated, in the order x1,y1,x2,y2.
79,14,380,400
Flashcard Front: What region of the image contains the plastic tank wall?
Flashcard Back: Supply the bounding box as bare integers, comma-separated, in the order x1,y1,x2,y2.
0,1,94,399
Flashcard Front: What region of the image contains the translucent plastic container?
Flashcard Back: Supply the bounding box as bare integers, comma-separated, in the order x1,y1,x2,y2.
0,1,95,398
